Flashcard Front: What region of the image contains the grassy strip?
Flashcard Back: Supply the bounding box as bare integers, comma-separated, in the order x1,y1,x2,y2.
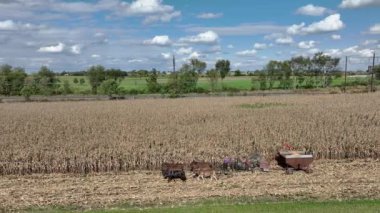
58,76,378,94
23,199,380,213
239,103,289,109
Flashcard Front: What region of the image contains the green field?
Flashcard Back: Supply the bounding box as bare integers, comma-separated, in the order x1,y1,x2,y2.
58,76,255,92
58,75,375,94
27,200,380,213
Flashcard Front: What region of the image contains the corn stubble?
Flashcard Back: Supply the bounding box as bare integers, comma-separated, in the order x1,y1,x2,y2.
0,93,379,175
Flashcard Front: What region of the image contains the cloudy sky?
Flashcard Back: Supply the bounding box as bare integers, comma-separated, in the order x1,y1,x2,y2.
0,0,379,72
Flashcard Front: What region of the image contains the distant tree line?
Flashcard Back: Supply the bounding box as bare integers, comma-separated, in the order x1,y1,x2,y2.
252,52,343,90
142,59,230,97
0,65,137,99
1,51,379,100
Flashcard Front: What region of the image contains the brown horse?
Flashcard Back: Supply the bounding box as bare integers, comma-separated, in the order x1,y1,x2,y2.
189,160,217,180
189,160,213,172
194,167,217,180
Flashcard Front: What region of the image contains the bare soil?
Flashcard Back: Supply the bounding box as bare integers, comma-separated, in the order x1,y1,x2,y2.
0,159,379,210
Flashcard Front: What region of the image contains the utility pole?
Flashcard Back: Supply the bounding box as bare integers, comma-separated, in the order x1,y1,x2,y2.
344,56,347,93
370,52,375,92
172,54,176,73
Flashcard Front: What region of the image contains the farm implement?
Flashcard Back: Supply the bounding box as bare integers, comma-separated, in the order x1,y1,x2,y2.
275,150,314,174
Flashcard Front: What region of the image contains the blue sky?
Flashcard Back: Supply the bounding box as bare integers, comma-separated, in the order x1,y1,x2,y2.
0,0,379,72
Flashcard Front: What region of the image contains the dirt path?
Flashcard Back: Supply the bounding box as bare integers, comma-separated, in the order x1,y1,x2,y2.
0,160,379,210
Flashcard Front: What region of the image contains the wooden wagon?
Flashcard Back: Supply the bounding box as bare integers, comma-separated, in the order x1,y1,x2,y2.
275,151,313,174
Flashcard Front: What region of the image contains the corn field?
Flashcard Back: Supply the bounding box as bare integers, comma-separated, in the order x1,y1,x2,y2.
0,93,379,175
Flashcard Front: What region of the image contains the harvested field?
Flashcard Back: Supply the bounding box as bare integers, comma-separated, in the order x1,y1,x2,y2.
0,160,379,210
0,93,380,175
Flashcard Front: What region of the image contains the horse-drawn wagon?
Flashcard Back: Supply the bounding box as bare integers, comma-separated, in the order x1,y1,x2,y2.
275,150,313,174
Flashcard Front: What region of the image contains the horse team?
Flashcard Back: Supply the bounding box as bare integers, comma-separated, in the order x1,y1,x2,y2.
161,154,269,182
161,161,216,182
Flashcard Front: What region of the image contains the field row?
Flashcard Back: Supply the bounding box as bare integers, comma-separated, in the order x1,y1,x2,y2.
0,93,379,175
0,160,379,210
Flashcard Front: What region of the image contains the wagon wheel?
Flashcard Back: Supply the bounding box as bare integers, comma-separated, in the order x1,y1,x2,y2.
285,167,294,175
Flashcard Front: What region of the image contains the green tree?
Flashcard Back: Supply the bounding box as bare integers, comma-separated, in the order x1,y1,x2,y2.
279,61,292,89
106,69,127,80
87,65,106,94
190,59,207,75
290,56,311,88
0,65,27,96
23,76,39,94
166,64,199,95
311,52,340,88
166,72,180,97
146,69,161,93
100,79,120,98
265,61,282,90
73,78,79,84
35,66,59,95
0,64,12,74
20,85,34,101
234,70,242,76
215,60,230,81
206,69,219,92
79,78,85,85
137,70,149,79
10,67,27,95
178,64,198,93
62,80,72,95
257,72,267,90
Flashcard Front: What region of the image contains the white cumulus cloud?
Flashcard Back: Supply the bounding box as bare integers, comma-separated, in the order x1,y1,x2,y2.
275,36,294,45
363,39,378,45
0,19,45,31
0,20,16,30
118,0,181,24
189,51,201,59
298,41,316,49
177,47,193,55
0,0,181,24
339,0,380,8
324,49,342,57
144,35,171,46
37,42,65,53
236,49,257,56
287,23,305,35
287,14,344,35
253,43,267,50
307,48,320,55
369,23,380,34
355,49,374,57
296,4,330,16
70,44,81,55
126,0,172,14
341,45,374,57
161,52,171,59
179,31,219,44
